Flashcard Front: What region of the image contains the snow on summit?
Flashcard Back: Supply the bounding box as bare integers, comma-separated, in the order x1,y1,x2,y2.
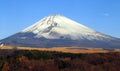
1,14,120,48
21,14,111,40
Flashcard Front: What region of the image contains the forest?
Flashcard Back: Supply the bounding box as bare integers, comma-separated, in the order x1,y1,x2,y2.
0,49,120,71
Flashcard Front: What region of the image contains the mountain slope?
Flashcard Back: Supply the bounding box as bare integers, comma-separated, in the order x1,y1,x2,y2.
1,15,120,49
21,15,113,40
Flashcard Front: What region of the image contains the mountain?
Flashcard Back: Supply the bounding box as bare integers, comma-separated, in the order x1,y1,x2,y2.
1,15,120,49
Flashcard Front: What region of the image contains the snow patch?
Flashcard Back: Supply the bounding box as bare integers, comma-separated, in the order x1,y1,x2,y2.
21,14,113,40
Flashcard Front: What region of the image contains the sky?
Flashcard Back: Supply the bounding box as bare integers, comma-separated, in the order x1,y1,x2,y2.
0,0,120,39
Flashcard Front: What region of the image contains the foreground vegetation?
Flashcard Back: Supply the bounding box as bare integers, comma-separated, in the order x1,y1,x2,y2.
0,50,120,71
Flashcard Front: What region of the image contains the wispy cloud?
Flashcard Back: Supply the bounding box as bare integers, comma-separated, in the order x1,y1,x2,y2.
103,13,110,16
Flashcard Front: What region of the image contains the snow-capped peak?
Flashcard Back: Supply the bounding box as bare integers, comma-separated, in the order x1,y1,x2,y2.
21,14,111,40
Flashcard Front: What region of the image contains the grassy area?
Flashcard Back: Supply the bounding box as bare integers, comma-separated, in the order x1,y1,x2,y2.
1,46,119,53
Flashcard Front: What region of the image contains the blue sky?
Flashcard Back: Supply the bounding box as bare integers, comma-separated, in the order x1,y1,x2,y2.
0,0,120,39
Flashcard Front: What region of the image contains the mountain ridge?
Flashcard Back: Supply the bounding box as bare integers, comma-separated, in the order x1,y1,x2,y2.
0,14,120,49
21,15,114,40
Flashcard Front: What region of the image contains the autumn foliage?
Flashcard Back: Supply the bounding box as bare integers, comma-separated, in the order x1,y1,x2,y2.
0,50,120,71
